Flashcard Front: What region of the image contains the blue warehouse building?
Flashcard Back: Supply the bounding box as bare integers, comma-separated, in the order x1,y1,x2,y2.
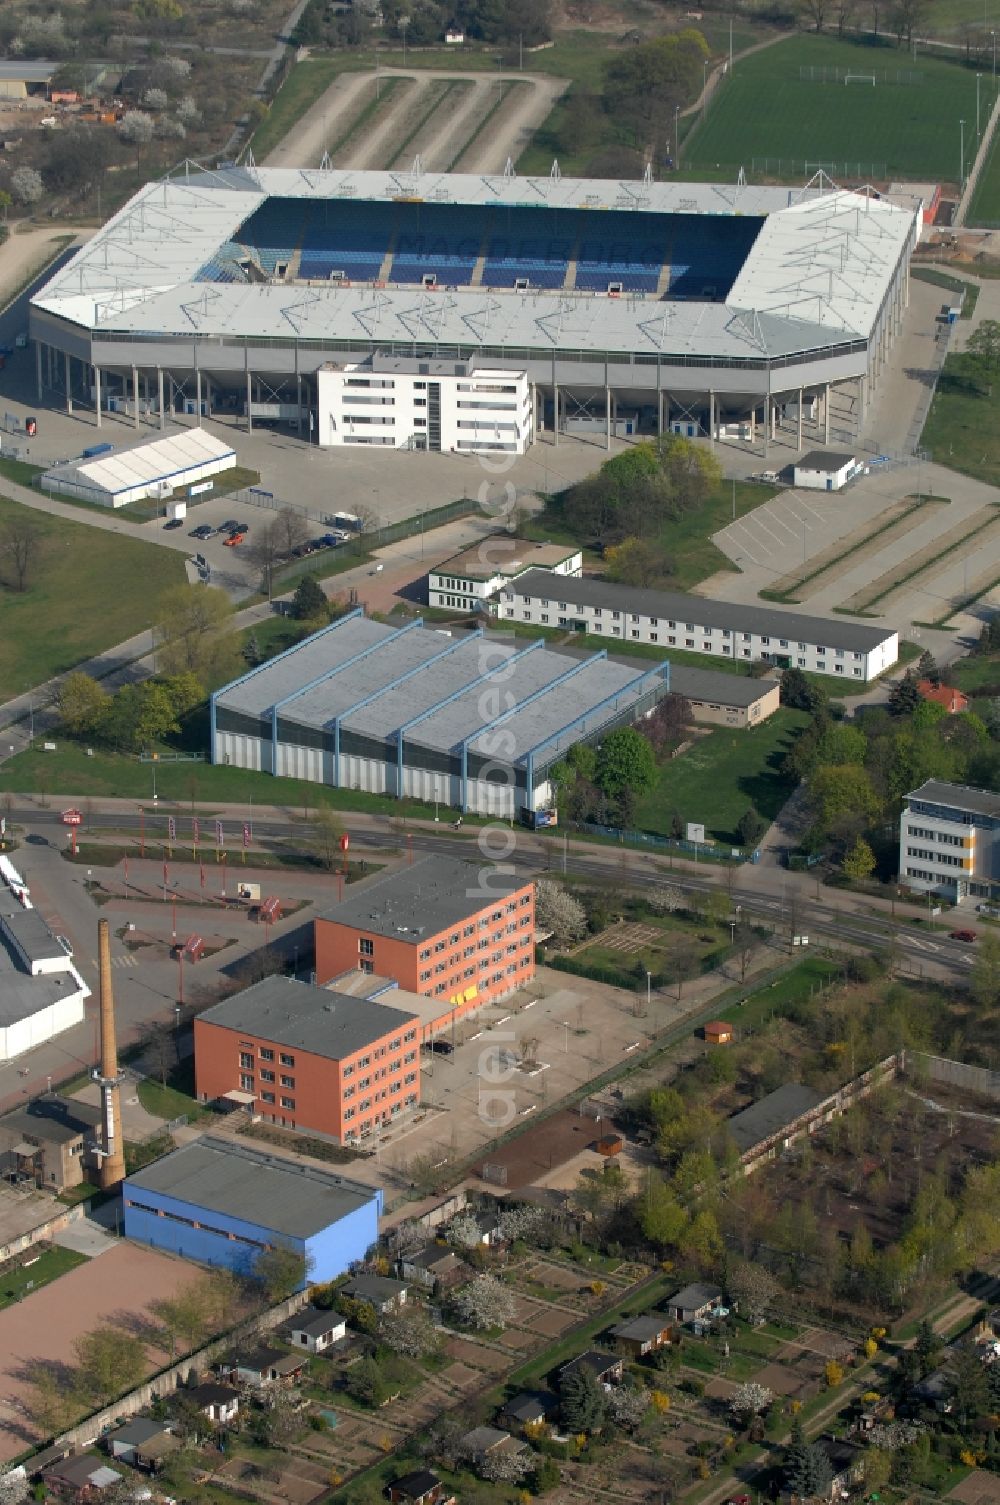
123,1137,381,1285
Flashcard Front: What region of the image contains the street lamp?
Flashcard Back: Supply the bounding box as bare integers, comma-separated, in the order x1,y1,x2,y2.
400,14,409,66
992,31,996,80
978,74,982,139
646,970,652,1014
961,118,966,188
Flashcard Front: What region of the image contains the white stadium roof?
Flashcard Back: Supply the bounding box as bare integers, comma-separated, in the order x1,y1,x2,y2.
32,165,918,361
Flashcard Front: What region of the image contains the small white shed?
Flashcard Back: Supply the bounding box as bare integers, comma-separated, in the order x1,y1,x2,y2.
792,450,860,492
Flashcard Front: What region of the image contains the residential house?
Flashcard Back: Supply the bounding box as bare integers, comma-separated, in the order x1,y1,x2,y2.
218,1345,306,1388
286,1304,347,1353
914,1367,953,1412
185,1381,240,1425
388,1469,454,1504
917,681,968,715
501,1389,560,1430
341,1273,409,1313
665,1282,725,1325
821,1436,866,1498
401,1243,468,1290
41,1454,123,1497
104,1418,180,1472
457,1425,528,1467
610,1314,674,1357
559,1349,624,1387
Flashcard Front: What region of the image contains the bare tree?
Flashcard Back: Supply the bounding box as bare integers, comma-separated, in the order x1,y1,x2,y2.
243,521,283,601
311,806,345,871
799,0,830,31
0,513,43,592
275,505,310,556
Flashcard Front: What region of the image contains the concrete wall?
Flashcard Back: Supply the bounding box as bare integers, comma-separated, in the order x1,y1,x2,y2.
906,1050,1000,1103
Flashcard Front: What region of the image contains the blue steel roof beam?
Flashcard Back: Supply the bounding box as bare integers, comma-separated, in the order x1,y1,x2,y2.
457,651,606,813
395,640,544,793
271,617,426,775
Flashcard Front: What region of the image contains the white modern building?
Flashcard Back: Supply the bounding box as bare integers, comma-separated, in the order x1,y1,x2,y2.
0,899,89,1062
316,356,532,453
211,611,669,817
792,449,862,491
899,779,1000,902
492,569,898,681
40,427,236,508
428,536,582,613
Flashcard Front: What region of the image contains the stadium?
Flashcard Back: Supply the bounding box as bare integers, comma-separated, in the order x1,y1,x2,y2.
29,160,919,453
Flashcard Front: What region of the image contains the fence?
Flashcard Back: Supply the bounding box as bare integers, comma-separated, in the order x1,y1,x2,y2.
750,157,888,180
575,820,745,865
904,1050,1000,1102
798,65,923,84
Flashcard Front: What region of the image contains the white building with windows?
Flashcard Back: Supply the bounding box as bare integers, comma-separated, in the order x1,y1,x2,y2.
316,354,532,453
899,779,1000,902
428,537,582,613
491,570,898,681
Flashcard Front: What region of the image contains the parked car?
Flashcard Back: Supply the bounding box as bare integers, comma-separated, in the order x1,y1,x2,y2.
163,517,184,530
223,531,246,547
950,929,977,943
317,533,342,548
189,523,214,539
219,519,240,533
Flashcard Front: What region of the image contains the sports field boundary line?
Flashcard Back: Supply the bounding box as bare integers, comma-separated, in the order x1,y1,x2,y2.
958,87,1000,225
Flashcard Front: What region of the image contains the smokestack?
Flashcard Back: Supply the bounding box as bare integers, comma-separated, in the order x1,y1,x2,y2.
97,917,125,1189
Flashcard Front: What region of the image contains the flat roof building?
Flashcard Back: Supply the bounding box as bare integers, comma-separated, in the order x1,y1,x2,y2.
314,856,535,1020
725,1083,826,1156
194,975,421,1145
0,1093,101,1191
792,450,861,491
0,897,89,1062
493,569,897,682
669,664,780,728
123,1136,381,1281
211,612,669,817
428,535,582,614
899,778,1000,902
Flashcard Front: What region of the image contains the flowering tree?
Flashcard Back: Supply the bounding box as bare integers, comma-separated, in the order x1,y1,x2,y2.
449,1274,516,1331
729,1382,774,1423
535,880,587,947
10,167,43,205
447,1213,484,1252
607,1384,650,1429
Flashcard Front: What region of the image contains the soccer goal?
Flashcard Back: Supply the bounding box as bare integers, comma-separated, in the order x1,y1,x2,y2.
844,73,877,85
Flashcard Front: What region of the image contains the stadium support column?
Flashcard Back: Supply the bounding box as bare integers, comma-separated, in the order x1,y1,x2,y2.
295,341,302,437
709,390,716,447
797,387,803,452
195,367,203,426
553,382,559,447
65,352,73,415
824,384,830,445
35,341,42,402
132,366,139,429
605,382,611,450
94,366,102,428
762,398,769,460
245,342,252,435
157,368,165,431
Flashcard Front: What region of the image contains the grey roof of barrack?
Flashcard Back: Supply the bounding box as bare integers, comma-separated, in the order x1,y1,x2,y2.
31,166,917,359
215,615,665,768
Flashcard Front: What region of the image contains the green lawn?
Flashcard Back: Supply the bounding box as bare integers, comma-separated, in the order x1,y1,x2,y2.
967,108,1000,223
921,355,1000,484
136,1058,210,1124
0,494,187,699
636,708,809,844
909,265,980,316
721,955,840,1030
682,34,985,181
0,1245,88,1309
526,479,774,593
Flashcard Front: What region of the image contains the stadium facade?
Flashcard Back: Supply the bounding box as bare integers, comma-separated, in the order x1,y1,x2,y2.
29,162,918,454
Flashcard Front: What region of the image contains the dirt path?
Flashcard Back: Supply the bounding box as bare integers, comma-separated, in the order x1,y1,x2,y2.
454,74,569,173
411,76,494,172
263,69,375,167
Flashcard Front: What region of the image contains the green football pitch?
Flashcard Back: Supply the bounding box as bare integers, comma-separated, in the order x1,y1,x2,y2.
682,35,986,183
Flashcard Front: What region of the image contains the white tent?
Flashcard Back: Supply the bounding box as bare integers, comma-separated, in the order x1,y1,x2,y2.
41,427,236,508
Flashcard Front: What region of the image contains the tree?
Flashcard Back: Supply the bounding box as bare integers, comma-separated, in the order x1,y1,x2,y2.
478,1448,534,1483
151,1280,213,1356
642,693,692,756
780,666,828,713
449,1274,516,1331
244,522,284,602
58,672,109,737
10,167,43,205
535,880,587,947
917,649,941,686
607,1383,649,1429
842,835,876,881
24,1362,81,1436
670,934,701,1000
950,1340,991,1423
533,1454,561,1492
729,1381,774,1424
378,1305,439,1359
252,1244,307,1301
784,1414,834,1497
595,727,656,801
346,1354,393,1407
310,805,345,872
888,670,922,717
135,0,184,18
967,317,1000,373
495,1203,545,1243
602,32,708,154
728,1261,779,1324
243,631,263,668
970,930,1000,1011
648,882,684,913
737,806,767,848
74,1326,147,1401
118,109,155,145
292,573,328,622
604,535,671,586
158,584,240,683
275,505,310,556
0,1469,28,1505
559,1365,607,1433
0,190,12,224
143,86,169,109
639,1173,688,1248
448,1213,485,1251
0,511,43,592
809,764,881,835
800,0,830,29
